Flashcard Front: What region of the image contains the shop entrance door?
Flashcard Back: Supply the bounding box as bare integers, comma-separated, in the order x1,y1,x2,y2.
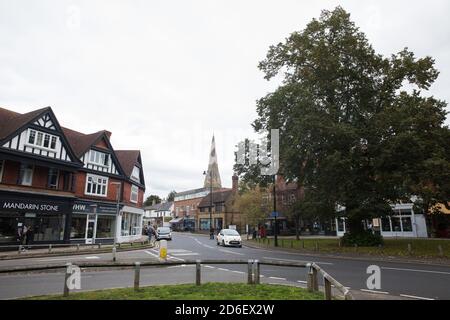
85,214,97,244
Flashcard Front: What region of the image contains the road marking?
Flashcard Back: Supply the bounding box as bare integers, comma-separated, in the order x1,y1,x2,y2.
203,245,215,249
36,257,82,262
382,267,450,275
204,265,215,269
360,289,389,295
231,270,245,274
171,253,200,256
297,280,307,284
219,249,244,255
85,256,100,260
168,249,191,253
262,256,333,265
168,256,185,262
144,250,159,258
217,268,230,271
399,294,435,300
269,276,287,281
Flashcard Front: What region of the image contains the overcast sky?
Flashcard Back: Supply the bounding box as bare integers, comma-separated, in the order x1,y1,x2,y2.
1,0,449,199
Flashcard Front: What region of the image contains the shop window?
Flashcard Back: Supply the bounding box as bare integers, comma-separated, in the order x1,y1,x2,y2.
200,218,210,230
0,160,4,183
0,214,18,242
130,185,139,203
47,168,59,189
391,217,401,232
401,217,413,232
85,174,108,196
96,215,115,238
19,164,33,186
215,203,225,213
70,215,87,239
381,217,391,232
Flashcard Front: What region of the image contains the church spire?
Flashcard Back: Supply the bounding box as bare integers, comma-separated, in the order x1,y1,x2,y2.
204,135,222,189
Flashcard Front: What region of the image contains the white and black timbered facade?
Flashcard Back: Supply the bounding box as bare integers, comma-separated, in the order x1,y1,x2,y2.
0,107,83,245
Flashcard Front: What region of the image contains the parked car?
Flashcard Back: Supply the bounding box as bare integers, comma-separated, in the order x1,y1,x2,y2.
216,229,242,247
156,227,172,240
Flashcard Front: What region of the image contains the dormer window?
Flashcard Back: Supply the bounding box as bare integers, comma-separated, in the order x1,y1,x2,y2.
89,150,110,167
131,166,140,183
26,129,57,150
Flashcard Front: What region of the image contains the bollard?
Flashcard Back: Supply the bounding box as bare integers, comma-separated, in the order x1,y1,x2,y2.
18,245,22,254
98,243,102,249
254,260,260,284
407,243,412,255
354,244,358,252
312,267,318,291
315,242,319,252
48,244,52,253
118,243,121,249
134,262,141,291
324,277,332,300
247,260,254,284
159,240,168,260
112,246,117,262
196,260,201,286
438,245,444,257
63,263,71,297
77,244,80,252
306,264,313,292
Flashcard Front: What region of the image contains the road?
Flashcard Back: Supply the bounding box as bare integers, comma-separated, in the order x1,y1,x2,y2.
0,232,449,300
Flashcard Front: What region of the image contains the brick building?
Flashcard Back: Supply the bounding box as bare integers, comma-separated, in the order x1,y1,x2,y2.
0,106,145,245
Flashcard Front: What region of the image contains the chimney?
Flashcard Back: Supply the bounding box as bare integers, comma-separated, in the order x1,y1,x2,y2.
232,174,238,194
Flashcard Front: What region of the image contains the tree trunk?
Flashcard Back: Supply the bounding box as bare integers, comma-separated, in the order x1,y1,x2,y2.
295,216,300,240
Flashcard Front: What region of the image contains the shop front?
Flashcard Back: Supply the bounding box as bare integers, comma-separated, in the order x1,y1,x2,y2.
0,191,74,244
198,213,224,232
119,206,143,243
70,200,121,244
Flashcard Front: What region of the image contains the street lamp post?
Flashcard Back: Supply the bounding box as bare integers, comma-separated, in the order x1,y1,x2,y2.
111,182,122,247
273,175,278,247
203,170,214,240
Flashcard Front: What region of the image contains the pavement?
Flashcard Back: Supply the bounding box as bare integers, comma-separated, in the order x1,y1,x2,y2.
0,232,449,300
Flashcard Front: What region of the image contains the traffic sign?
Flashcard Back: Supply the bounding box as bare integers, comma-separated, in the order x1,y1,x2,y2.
271,211,279,218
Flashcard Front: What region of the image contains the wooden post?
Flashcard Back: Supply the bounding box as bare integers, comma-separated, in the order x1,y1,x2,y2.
254,260,260,284
196,260,201,286
290,240,294,249
302,240,305,249
407,243,412,255
48,244,52,253
77,244,80,252
307,264,313,292
438,245,444,257
112,246,117,262
324,277,332,300
18,245,22,254
312,267,318,291
63,263,71,297
315,242,319,252
134,262,141,291
247,260,253,284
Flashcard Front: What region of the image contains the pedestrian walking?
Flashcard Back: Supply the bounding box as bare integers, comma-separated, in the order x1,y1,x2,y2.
25,225,33,249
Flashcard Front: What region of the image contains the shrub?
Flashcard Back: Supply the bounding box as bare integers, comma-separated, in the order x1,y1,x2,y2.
341,231,383,247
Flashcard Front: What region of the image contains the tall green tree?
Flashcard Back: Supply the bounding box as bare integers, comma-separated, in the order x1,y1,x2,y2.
253,6,449,237
144,195,161,207
167,190,177,202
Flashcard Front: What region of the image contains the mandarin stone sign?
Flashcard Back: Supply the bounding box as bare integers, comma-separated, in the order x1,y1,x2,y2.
2,202,59,212
0,197,71,214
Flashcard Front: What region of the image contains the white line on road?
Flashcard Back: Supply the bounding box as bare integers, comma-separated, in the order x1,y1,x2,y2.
168,256,185,262
297,280,307,284
269,276,287,281
382,267,450,275
219,249,244,256
85,256,100,260
263,256,333,265
217,268,230,271
231,270,245,274
203,245,215,249
171,253,200,256
204,265,215,269
144,250,159,258
399,294,435,300
360,289,389,295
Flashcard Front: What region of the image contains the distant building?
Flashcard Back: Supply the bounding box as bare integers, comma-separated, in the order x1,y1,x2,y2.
144,201,174,227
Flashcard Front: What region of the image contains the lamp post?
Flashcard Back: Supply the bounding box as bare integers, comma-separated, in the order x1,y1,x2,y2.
111,182,122,247
273,174,278,247
203,170,214,240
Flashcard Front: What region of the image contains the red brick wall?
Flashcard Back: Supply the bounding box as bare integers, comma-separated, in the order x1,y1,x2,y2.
1,160,19,184
174,197,203,218
73,171,122,202
122,181,144,207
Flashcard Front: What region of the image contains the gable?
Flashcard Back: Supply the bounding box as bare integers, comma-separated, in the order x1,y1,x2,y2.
80,148,121,175
1,127,73,162
33,113,56,130
94,137,109,150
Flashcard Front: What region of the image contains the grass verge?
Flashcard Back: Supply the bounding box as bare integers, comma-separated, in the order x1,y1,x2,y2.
24,283,325,300
252,238,450,259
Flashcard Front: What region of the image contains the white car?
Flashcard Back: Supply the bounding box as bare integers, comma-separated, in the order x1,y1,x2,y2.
156,227,172,240
217,229,242,247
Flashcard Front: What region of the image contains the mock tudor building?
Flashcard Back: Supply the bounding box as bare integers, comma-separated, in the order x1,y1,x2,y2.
0,106,146,245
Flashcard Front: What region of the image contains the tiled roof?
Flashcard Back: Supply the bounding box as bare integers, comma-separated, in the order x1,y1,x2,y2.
115,150,140,177
0,107,49,140
61,127,106,158
198,189,233,207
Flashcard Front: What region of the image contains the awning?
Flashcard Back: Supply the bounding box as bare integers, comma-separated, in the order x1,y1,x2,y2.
169,217,183,224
